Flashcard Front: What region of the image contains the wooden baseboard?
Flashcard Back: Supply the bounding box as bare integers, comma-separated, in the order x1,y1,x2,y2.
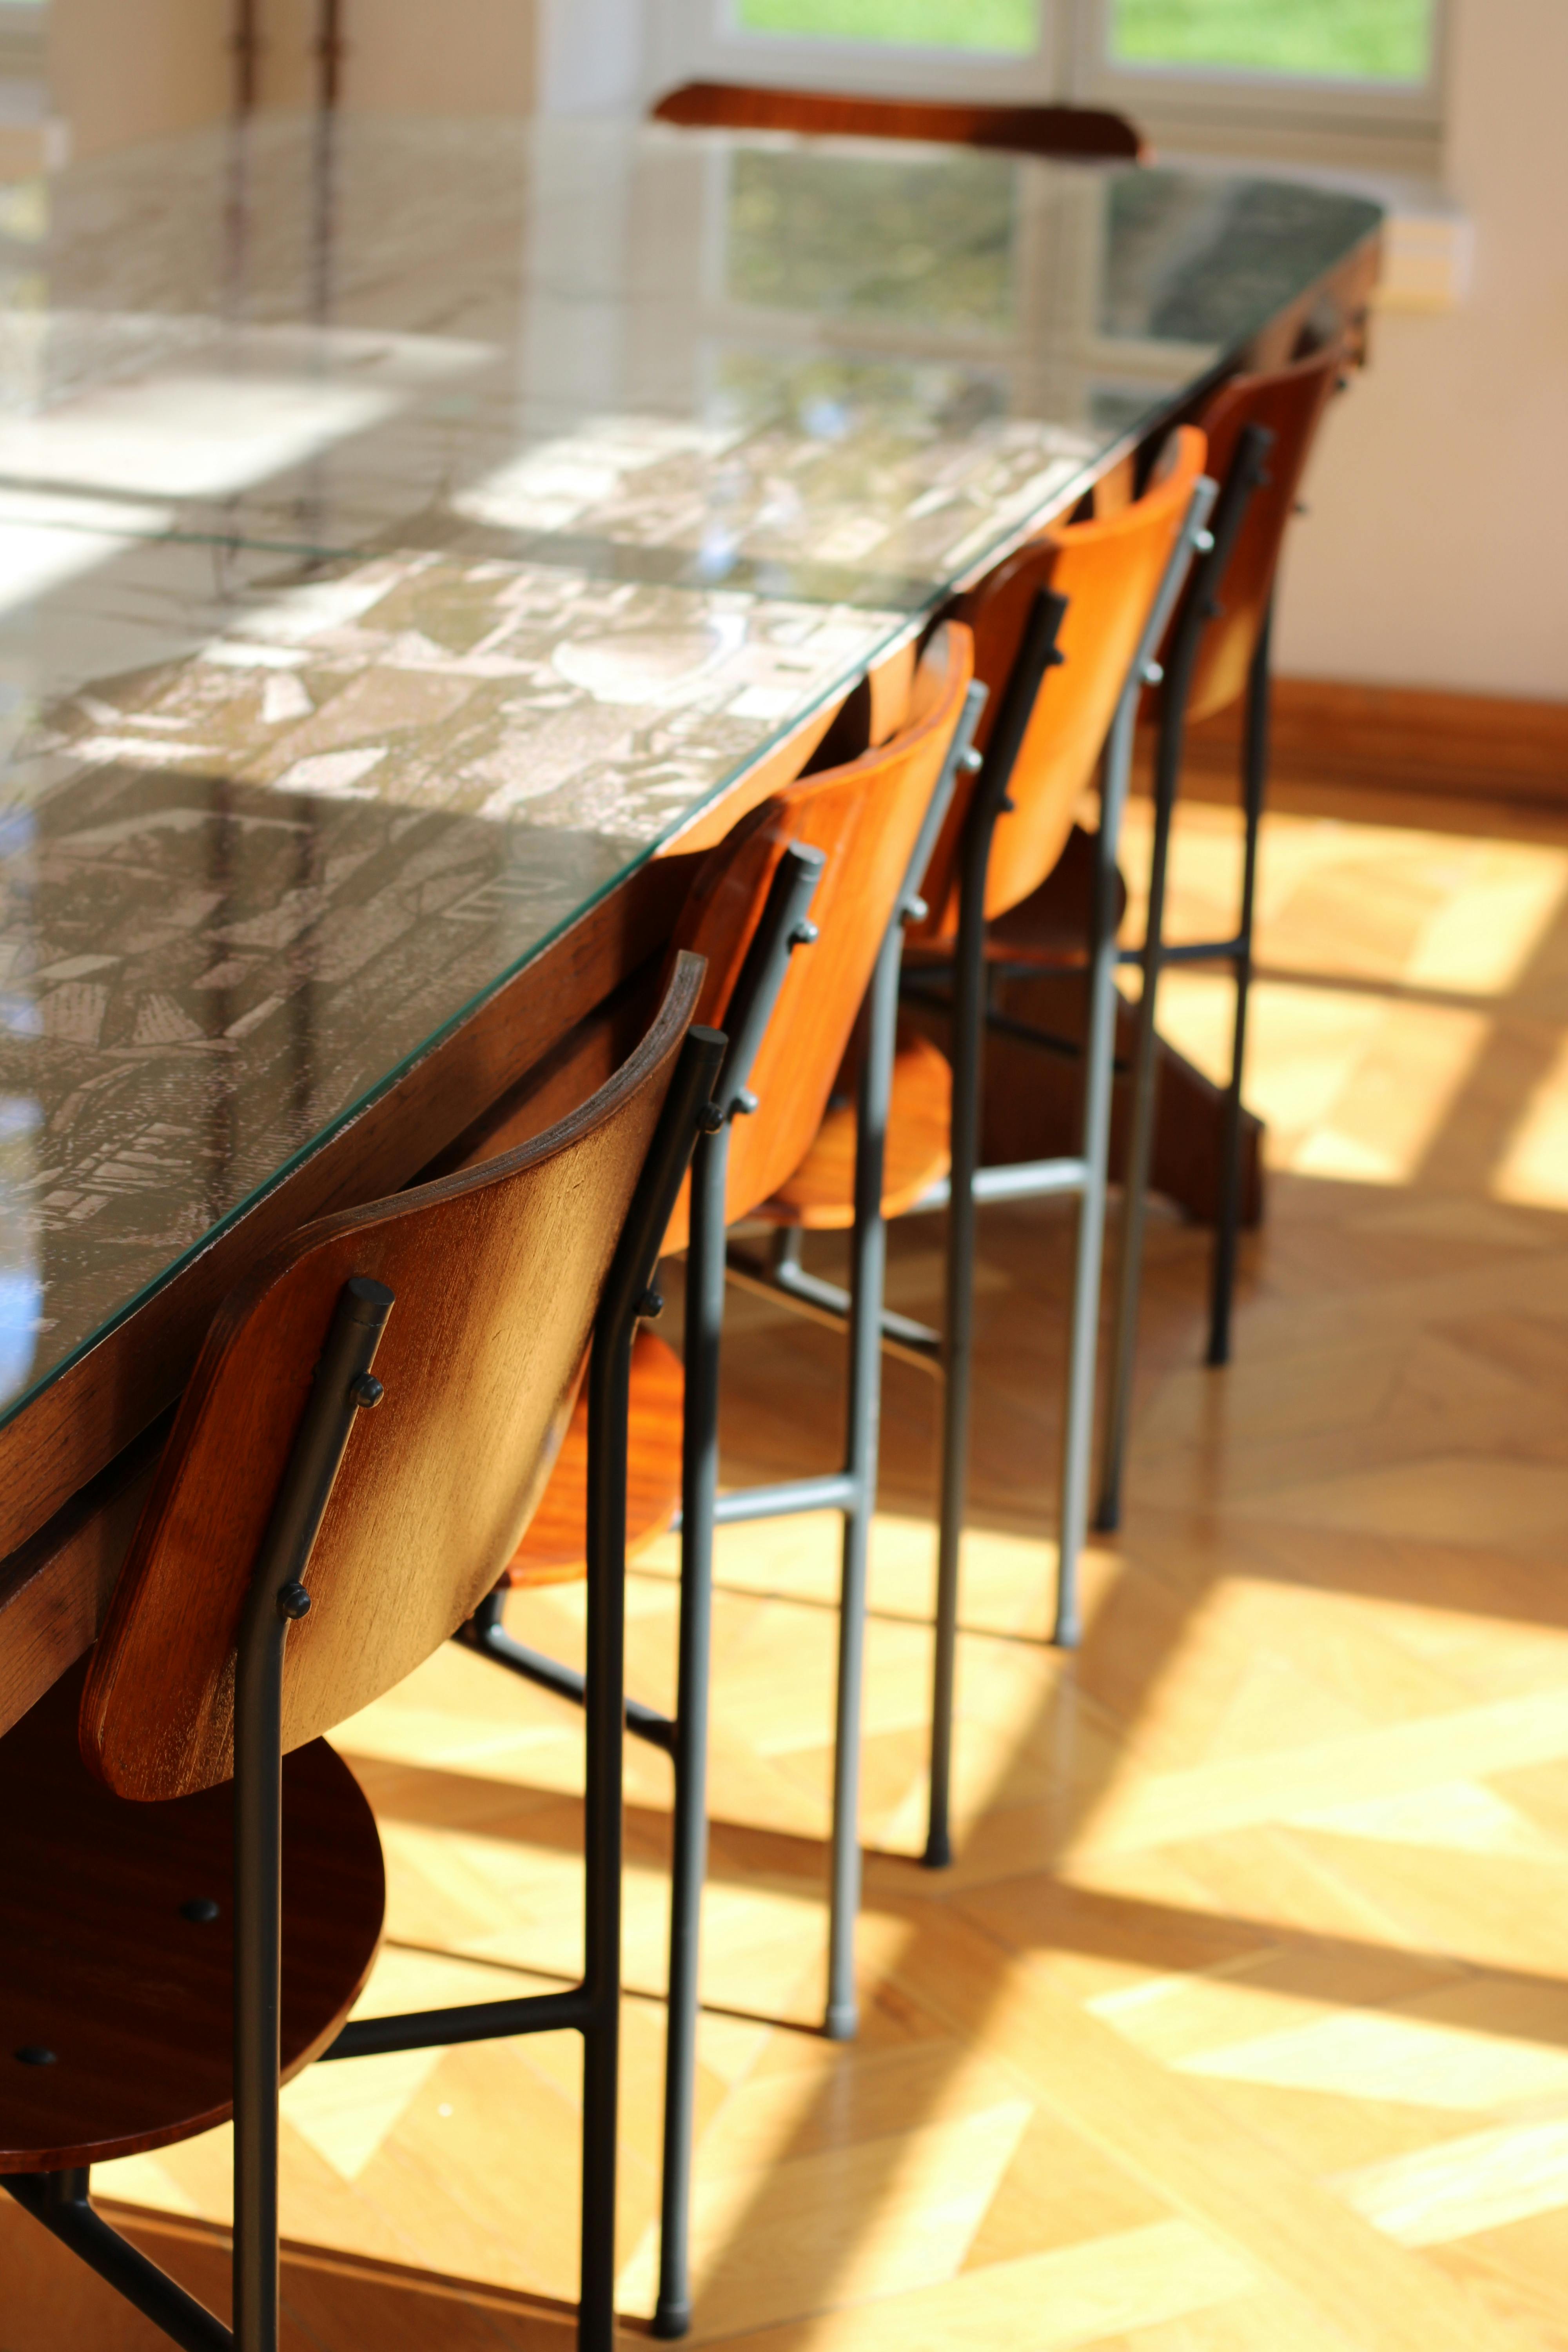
1144,677,1568,810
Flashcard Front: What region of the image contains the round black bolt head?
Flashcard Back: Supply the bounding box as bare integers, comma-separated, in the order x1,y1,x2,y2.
637,1288,664,1320
180,1897,221,1924
350,1372,384,1409
15,2046,56,2066
278,1583,312,1622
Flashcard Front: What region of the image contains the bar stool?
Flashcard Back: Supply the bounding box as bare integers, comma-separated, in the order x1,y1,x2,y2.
463,623,980,2338
726,439,1214,1879
0,955,719,2352
651,82,1147,162
1096,339,1349,1534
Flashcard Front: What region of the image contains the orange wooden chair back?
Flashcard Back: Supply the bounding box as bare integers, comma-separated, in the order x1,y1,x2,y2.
1180,343,1343,724
79,958,705,1803
662,620,975,1245
652,82,1146,161
911,425,1207,946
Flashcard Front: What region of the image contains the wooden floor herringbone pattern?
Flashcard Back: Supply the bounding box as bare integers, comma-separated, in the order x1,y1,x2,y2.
13,777,1568,2350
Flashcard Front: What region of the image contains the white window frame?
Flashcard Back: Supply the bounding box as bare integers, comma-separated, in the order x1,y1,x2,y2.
646,0,1448,170
646,0,1065,109
1069,0,1446,167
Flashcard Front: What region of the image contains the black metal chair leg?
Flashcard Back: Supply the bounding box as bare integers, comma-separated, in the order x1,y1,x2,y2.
924,762,990,1870
1207,601,1272,1368
579,1026,728,2352
234,1275,393,2352
1094,693,1180,1537
1094,423,1273,1534
579,1330,630,2352
653,1114,727,2341
924,597,1066,1871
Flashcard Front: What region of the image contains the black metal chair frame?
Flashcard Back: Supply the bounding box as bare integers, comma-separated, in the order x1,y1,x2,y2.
1095,419,1276,1532
737,472,1216,1880
2,1024,724,2352
463,693,982,2340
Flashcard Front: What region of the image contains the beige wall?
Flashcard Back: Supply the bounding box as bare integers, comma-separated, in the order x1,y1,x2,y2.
1276,0,1568,701
47,0,541,156
335,0,537,116
47,0,231,160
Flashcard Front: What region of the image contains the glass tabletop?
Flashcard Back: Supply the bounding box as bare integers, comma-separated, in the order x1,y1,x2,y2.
0,113,1381,1432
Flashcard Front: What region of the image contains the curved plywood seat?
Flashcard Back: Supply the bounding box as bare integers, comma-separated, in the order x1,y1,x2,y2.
505,632,976,1590
503,1330,683,1588
756,1034,952,1232
913,427,1209,948
0,1662,382,2172
1176,343,1346,726
978,823,1129,969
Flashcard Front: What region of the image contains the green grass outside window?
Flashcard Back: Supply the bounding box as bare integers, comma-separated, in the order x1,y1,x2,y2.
1112,0,1432,80
734,0,1433,80
734,0,1037,53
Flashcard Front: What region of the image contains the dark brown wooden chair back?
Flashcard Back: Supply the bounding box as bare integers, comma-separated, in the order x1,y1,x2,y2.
1180,343,1345,724
652,82,1146,161
80,956,706,1802
664,620,975,1242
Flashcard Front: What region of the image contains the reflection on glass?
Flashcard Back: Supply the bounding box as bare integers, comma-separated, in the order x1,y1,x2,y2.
725,149,1017,333
1110,0,1434,83
1101,172,1387,343
0,109,1381,1433
735,0,1037,51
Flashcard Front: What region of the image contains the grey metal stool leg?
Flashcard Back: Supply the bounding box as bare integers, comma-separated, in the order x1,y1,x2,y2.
1092,688,1179,1539
824,876,904,2036
1053,750,1126,1648
1207,600,1272,1368
1053,475,1219,1645
925,592,1067,1870
642,850,825,2341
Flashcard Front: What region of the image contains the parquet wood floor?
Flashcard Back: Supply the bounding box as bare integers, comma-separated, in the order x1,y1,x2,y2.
12,778,1568,2349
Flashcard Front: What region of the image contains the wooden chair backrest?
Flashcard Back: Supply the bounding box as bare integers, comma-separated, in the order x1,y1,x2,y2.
912,426,1208,943
80,957,705,1802
1181,343,1344,725
652,82,1147,162
664,620,974,1242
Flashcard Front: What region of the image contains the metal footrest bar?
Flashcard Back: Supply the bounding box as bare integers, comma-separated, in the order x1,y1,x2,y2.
907,1156,1089,1214
325,1985,591,2060
1118,933,1245,968
743,1242,940,1355
982,1009,1134,1080
3,2173,232,2352
723,1252,940,1372
711,1470,858,1526
463,1619,676,1753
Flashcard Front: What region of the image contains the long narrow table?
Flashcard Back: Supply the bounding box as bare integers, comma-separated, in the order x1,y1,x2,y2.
0,110,1381,1726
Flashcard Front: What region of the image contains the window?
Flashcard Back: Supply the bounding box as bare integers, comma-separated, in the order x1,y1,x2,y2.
733,0,1038,52
650,0,1446,164
1107,0,1436,83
